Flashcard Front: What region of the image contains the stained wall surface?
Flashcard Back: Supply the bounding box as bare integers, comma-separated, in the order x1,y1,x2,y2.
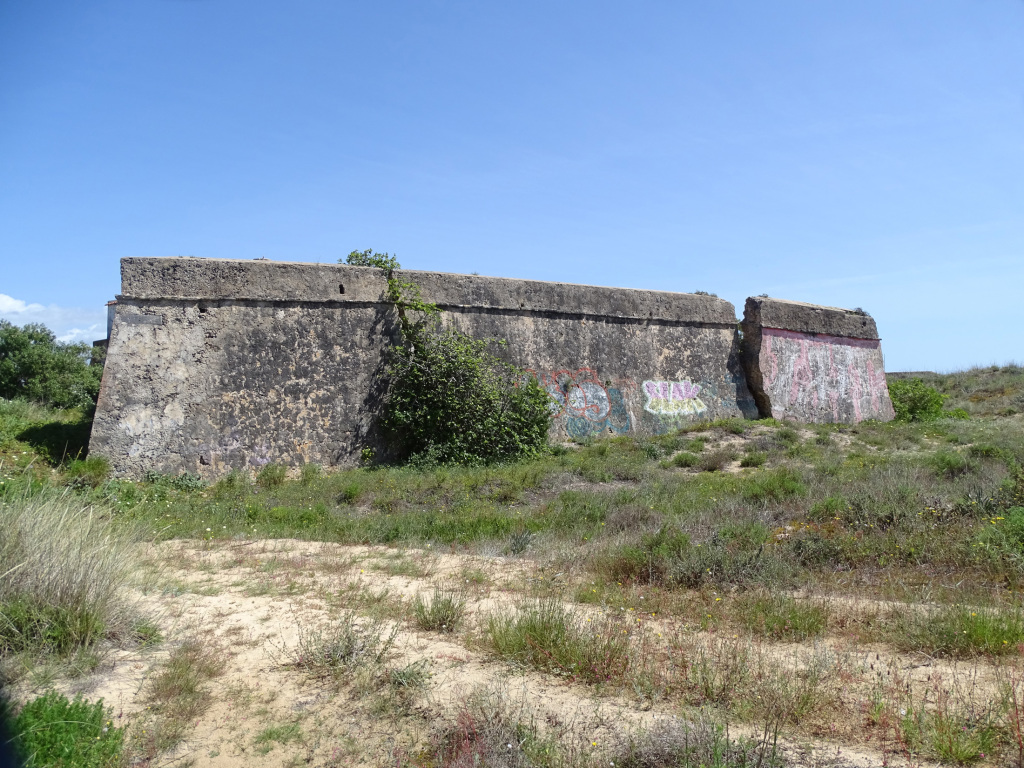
90,257,757,477
740,297,895,423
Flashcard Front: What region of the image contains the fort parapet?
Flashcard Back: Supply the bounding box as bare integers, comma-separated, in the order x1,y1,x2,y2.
89,257,894,477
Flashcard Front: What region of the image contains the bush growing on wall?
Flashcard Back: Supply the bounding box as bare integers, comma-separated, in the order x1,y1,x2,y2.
343,250,551,465
0,321,102,410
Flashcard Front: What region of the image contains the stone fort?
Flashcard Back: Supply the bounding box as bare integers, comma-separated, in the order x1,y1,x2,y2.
89,257,895,477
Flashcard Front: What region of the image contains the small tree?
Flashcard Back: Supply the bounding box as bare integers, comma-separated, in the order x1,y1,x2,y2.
0,322,102,410
343,251,550,464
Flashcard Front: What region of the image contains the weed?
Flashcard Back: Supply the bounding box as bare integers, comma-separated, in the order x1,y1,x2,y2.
300,463,322,484
387,659,430,690
775,426,800,445
130,637,226,760
929,449,975,478
0,598,104,655
610,717,782,768
287,613,398,676
506,530,533,555
254,721,303,754
256,463,288,487
671,451,700,469
698,449,738,473
426,686,569,767
740,467,806,503
63,456,109,488
338,481,361,503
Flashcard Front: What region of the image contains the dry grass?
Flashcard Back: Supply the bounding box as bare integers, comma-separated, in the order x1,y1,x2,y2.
0,489,142,659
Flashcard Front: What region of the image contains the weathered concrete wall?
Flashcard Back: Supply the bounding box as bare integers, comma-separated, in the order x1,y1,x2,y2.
91,257,756,477
741,297,894,423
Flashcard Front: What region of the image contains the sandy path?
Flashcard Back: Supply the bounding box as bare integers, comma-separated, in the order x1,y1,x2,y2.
14,538,992,767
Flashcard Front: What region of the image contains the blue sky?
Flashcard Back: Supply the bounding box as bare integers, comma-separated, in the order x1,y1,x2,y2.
1,1,1022,370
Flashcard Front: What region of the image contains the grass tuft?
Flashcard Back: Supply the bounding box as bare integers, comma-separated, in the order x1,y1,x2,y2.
0,489,139,657
413,587,466,633
486,599,631,684
287,612,398,676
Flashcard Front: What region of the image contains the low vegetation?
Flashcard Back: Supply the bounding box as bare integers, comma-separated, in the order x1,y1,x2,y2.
1,363,1024,765
4,691,124,768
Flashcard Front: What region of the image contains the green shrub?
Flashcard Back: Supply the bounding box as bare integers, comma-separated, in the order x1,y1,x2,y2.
739,451,767,468
671,451,700,468
889,378,947,422
8,691,124,768
0,322,103,410
383,327,551,465
347,251,551,466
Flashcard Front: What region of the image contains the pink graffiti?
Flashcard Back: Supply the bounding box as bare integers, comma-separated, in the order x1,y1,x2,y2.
788,338,816,409
643,380,702,400
760,328,894,423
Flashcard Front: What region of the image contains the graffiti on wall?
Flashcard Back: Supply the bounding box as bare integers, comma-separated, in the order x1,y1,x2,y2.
642,380,708,416
526,368,634,439
761,328,894,422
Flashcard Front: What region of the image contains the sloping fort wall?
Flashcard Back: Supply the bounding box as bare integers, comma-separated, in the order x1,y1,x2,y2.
89,257,893,478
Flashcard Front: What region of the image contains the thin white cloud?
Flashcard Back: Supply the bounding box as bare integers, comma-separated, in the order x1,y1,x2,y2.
57,325,104,344
0,294,46,314
0,294,107,345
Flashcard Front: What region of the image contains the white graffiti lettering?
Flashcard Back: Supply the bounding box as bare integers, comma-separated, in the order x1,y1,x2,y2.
642,380,707,416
